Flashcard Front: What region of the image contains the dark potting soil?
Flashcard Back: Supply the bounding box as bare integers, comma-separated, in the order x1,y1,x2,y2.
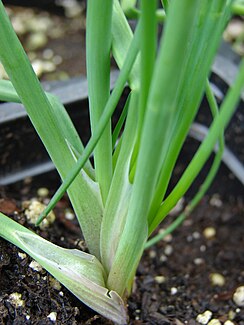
0,156,243,325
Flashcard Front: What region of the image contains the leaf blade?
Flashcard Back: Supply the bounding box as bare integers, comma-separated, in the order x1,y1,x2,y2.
0,212,128,324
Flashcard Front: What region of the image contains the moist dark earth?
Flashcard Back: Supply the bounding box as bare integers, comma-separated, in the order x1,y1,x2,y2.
0,158,243,325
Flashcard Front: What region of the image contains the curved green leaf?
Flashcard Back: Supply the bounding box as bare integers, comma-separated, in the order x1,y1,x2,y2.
0,213,127,324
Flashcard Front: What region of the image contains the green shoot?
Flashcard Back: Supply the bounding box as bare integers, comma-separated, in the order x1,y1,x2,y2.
0,0,243,323
86,1,113,202
146,78,225,247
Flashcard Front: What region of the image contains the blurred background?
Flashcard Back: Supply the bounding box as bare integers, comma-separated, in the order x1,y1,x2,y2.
1,1,243,82
1,0,87,81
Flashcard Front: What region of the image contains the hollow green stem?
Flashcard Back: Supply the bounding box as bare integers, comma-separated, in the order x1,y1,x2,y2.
150,59,244,234
86,0,113,203
146,79,225,247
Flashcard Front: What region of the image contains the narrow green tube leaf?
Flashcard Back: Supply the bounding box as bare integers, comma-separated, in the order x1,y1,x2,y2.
107,0,201,297
112,92,130,150
146,79,225,248
100,90,138,274
147,0,231,224
112,0,140,90
150,58,244,233
87,0,113,203
129,0,157,181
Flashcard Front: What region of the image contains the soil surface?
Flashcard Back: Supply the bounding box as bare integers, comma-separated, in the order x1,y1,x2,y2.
0,3,244,325
1,3,87,81
0,155,243,325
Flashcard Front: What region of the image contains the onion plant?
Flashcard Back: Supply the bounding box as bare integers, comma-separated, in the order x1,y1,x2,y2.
0,0,244,324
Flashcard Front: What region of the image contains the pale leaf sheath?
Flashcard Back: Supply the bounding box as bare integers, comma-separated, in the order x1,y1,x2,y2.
0,213,127,324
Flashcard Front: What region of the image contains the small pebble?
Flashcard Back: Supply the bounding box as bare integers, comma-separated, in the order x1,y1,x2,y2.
26,32,48,50
209,273,225,286
209,194,222,207
42,61,56,72
32,59,56,78
207,319,221,325
196,310,213,324
164,245,173,256
47,312,57,322
62,0,82,18
154,276,166,284
149,250,156,259
26,15,53,33
11,16,26,35
233,41,244,56
224,20,244,40
74,307,80,316
25,200,55,229
228,310,236,320
200,245,206,252
233,286,244,307
32,59,45,77
192,231,201,239
65,209,75,220
18,252,27,260
8,292,25,308
29,261,43,272
43,48,54,60
49,277,62,291
194,258,205,265
59,291,64,297
159,254,167,262
203,227,216,239
53,55,63,65
224,321,235,325
37,187,49,198
170,287,178,295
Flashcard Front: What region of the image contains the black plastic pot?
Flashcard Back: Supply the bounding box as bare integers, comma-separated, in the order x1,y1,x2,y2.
0,46,243,190
2,0,85,14
0,70,119,186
